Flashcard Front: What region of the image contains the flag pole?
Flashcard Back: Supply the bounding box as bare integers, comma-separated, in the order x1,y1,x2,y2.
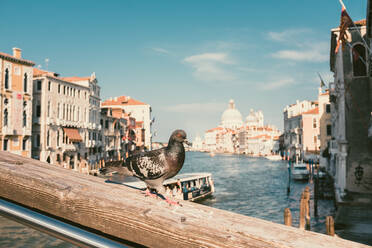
338,0,372,55
338,0,346,10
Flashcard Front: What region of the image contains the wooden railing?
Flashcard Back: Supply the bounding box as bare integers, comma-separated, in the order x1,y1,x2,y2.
0,151,368,248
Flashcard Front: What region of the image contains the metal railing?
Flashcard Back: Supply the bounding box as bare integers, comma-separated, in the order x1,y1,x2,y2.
0,198,127,248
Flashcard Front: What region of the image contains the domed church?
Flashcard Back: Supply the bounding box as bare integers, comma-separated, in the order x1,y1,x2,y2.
221,99,243,129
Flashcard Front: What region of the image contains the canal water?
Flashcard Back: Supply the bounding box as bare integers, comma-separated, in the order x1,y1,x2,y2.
0,151,335,247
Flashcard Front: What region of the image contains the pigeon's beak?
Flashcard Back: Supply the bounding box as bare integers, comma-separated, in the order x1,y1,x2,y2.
184,139,191,146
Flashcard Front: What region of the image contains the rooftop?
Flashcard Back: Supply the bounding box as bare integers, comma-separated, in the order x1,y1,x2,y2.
102,96,147,106
0,51,35,66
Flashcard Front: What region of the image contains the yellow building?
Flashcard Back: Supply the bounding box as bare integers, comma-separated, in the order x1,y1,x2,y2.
0,48,35,157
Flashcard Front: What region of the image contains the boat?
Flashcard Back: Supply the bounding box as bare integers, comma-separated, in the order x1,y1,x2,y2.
265,154,282,161
120,173,215,202
291,163,309,180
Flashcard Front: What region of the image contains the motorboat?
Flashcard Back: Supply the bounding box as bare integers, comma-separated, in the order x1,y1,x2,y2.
291,163,309,180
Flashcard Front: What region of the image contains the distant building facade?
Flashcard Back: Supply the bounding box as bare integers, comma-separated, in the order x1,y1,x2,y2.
0,48,35,157
283,100,318,160
102,96,152,150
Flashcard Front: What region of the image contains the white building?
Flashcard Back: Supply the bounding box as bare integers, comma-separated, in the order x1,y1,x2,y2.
192,135,203,151
283,100,318,160
221,99,243,129
61,74,102,168
32,68,98,173
102,96,152,150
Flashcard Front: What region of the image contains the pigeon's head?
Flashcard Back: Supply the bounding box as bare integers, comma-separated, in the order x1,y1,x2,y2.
170,129,189,144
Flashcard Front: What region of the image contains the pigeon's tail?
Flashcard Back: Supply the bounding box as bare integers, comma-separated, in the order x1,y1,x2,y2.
99,160,133,177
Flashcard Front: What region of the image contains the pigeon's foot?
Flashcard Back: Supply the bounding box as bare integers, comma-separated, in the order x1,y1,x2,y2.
165,196,182,206
143,188,158,199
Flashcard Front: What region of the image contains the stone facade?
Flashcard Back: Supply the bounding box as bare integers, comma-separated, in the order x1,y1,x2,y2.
283,100,318,160
0,48,35,157
102,96,152,150
32,69,101,173
329,19,372,195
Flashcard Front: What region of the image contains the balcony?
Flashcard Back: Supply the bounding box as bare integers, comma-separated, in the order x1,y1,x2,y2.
63,144,76,151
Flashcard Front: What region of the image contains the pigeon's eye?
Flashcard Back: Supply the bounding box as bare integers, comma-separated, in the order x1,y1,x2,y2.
177,133,183,138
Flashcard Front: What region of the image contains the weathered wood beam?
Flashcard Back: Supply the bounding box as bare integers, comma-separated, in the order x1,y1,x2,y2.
0,151,368,248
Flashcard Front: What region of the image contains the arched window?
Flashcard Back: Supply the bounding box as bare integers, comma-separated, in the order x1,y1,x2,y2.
23,111,27,127
5,68,9,89
24,73,28,92
57,130,60,146
47,130,50,146
352,44,367,77
4,109,8,126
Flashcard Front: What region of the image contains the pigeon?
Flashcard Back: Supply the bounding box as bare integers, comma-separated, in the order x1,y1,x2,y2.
100,129,189,205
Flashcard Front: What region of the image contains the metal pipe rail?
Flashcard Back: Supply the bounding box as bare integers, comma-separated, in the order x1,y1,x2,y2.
0,198,127,248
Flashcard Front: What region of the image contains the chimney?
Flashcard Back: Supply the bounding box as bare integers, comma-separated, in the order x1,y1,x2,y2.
13,47,22,59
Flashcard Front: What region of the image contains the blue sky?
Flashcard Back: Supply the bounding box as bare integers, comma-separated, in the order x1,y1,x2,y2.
1,0,367,142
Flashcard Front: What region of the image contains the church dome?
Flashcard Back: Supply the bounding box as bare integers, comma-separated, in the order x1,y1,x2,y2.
221,99,243,129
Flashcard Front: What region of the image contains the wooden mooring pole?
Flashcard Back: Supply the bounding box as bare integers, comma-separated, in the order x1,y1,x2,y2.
284,208,292,226
304,186,311,230
299,191,306,230
326,216,335,236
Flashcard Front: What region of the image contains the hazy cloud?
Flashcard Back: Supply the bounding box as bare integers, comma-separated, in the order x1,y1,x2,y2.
260,78,295,90
183,53,236,81
267,28,313,42
271,42,328,62
163,102,226,113
152,47,170,54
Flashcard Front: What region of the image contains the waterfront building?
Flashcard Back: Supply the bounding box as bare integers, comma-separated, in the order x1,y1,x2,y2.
204,127,223,152
0,48,35,157
102,96,152,150
221,99,243,129
192,134,203,151
328,17,372,197
283,100,318,160
238,109,280,156
318,88,332,168
32,69,100,173
61,74,102,168
101,107,127,161
301,107,320,154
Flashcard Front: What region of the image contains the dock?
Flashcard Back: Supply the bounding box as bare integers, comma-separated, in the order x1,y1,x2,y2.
0,151,369,248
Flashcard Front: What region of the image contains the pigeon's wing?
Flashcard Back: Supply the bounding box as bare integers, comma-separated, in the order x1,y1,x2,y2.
126,149,168,180
99,160,133,176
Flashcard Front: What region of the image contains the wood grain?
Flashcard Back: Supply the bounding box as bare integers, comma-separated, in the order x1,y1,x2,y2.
0,151,368,248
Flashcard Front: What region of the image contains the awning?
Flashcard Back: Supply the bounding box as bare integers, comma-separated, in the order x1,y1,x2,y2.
63,128,82,142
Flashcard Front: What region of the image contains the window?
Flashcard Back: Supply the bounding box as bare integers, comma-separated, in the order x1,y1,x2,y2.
47,130,50,146
326,104,331,113
24,73,28,92
57,103,60,118
64,86,66,95
105,120,109,129
4,109,8,126
23,111,27,127
37,80,42,91
58,84,61,94
327,124,332,136
47,101,50,117
352,44,367,77
313,118,317,128
3,139,8,151
314,135,317,144
36,104,41,117
22,138,27,150
57,130,60,147
5,68,9,89
48,81,51,91
36,134,40,147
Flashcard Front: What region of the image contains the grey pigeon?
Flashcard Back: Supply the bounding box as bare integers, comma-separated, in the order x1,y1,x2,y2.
100,130,189,203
